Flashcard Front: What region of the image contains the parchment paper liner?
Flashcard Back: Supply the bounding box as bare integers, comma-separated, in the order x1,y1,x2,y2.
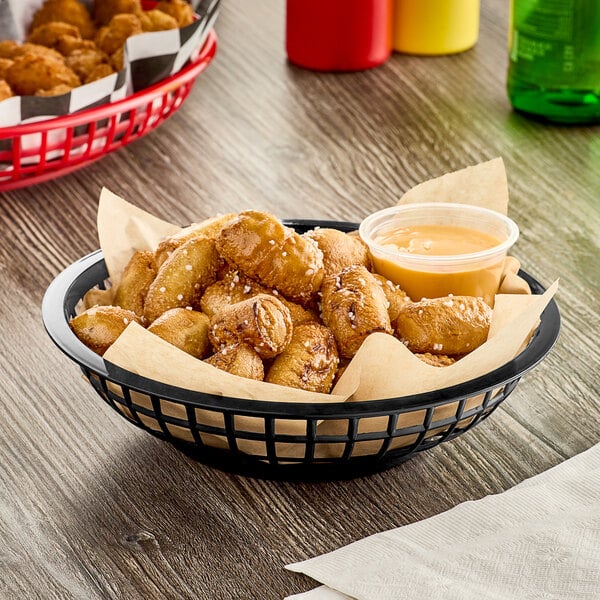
92,158,557,460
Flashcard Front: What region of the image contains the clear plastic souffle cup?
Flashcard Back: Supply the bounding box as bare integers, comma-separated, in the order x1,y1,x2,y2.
359,203,519,306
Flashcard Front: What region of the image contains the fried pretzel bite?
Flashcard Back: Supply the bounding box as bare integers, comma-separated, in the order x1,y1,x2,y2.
31,0,96,40
140,10,179,32
65,47,110,81
205,344,265,381
113,250,157,318
0,80,13,101
321,265,392,358
155,213,237,268
265,323,339,393
69,305,141,355
372,273,412,322
394,296,492,355
147,308,211,358
93,0,142,26
28,22,82,49
144,236,219,323
200,269,318,327
216,211,325,304
156,0,195,27
95,14,142,56
305,227,372,277
209,294,293,360
415,353,456,367
6,53,80,96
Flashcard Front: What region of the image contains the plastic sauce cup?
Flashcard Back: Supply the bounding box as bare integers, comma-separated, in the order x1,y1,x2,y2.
359,203,519,306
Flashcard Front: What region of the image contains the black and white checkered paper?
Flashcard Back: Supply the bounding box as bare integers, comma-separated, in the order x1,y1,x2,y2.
0,0,220,128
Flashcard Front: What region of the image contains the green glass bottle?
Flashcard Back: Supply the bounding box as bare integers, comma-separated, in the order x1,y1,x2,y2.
507,0,600,124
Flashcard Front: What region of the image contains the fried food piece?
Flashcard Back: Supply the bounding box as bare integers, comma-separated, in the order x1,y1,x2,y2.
65,47,110,81
113,250,157,318
140,9,179,32
28,22,81,48
209,294,293,360
110,47,124,71
0,80,13,101
155,213,237,268
0,41,20,59
216,211,325,304
69,305,141,355
93,0,143,26
0,59,13,80
265,323,339,393
415,353,456,367
84,62,114,83
31,0,96,39
34,84,73,96
394,296,492,355
321,265,392,358
144,236,219,323
147,308,211,358
157,0,195,27
0,42,63,60
95,14,143,56
205,344,265,381
305,227,371,277
200,269,317,327
55,35,96,56
372,274,411,322
6,53,80,96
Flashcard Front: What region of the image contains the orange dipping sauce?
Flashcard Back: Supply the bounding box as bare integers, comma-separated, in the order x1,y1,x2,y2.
370,224,505,306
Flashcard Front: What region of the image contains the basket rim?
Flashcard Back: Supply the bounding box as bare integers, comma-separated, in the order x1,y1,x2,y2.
0,29,218,138
41,219,561,417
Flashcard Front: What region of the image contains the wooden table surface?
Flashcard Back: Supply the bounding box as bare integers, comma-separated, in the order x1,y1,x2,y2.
1,1,599,598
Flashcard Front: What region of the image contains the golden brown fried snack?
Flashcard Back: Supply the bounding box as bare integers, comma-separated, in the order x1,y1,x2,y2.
372,273,411,322
95,14,142,56
205,344,265,381
321,265,392,358
31,0,96,39
0,41,20,59
55,35,97,56
305,227,371,277
147,308,210,358
216,211,325,304
6,53,80,96
209,294,293,360
0,80,13,101
415,353,456,367
28,22,81,48
394,296,492,355
0,59,13,80
113,250,157,318
84,62,114,83
140,9,179,32
265,323,339,393
0,43,63,60
69,305,141,355
155,213,237,268
144,236,219,323
157,0,195,27
93,0,143,26
34,84,73,96
200,269,317,327
65,47,110,81
110,47,124,71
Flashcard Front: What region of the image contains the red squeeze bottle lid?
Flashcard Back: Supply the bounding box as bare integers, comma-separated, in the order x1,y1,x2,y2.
286,0,393,72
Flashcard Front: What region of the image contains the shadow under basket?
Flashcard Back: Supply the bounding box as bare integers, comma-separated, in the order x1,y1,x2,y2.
42,220,561,480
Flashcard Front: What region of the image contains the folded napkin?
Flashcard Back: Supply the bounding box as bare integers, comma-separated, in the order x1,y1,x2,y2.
286,443,600,600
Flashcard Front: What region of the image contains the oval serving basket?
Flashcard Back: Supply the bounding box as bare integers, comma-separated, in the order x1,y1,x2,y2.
42,220,561,479
0,30,217,192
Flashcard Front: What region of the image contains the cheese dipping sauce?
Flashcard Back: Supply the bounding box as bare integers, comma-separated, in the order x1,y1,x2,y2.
359,204,520,307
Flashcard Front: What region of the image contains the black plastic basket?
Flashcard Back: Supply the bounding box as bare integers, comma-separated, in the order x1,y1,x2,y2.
42,220,561,479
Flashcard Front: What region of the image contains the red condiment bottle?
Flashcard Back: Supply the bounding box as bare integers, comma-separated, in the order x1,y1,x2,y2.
286,0,393,71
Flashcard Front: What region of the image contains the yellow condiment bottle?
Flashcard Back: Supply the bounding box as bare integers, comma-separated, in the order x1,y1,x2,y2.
393,0,480,55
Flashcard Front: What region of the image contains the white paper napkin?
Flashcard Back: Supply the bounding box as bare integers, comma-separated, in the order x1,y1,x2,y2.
286,443,600,600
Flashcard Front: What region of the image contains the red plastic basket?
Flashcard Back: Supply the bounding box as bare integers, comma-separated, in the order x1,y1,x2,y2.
0,30,217,192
